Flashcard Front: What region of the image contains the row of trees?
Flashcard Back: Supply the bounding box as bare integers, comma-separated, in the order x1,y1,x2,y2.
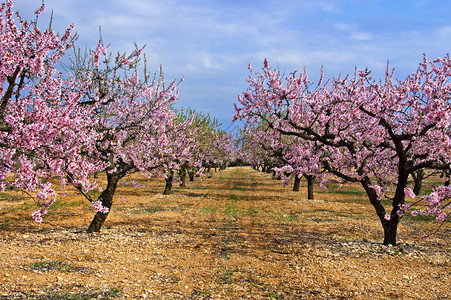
2,0,448,246
0,1,236,232
234,57,451,245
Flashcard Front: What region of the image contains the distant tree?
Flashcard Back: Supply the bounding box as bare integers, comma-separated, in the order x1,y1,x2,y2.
240,122,320,199
143,109,201,195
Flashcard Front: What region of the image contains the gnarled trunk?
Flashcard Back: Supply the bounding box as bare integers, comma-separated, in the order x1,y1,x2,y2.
87,172,121,233
361,176,405,246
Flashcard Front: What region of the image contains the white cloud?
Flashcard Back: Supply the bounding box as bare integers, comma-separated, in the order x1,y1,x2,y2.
334,22,372,41
9,0,451,131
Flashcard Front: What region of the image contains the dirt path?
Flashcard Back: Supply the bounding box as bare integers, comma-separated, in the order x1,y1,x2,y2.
0,167,449,299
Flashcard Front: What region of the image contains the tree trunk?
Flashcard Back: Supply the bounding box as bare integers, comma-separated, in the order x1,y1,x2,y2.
179,166,187,187
87,172,121,233
293,176,301,192
412,169,424,195
442,170,450,186
381,217,399,246
306,175,314,200
188,171,195,181
163,172,174,195
361,177,402,246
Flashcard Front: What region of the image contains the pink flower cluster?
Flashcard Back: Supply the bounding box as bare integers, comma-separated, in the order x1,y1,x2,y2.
408,186,450,223
91,200,109,214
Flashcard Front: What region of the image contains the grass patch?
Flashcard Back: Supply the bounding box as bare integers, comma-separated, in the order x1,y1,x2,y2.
0,192,25,202
225,199,239,219
29,260,85,273
44,288,121,299
220,269,234,284
266,210,298,222
199,206,218,214
48,200,84,210
403,213,437,223
246,207,258,217
0,202,35,215
338,186,366,197
130,206,166,214
268,290,283,299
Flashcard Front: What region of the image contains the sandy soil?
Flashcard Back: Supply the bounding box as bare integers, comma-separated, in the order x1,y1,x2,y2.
0,166,449,299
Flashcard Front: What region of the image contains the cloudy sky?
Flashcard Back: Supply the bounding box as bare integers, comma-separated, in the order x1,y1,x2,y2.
11,0,451,133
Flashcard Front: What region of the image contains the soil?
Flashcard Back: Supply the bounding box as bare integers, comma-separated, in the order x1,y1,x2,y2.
0,166,449,299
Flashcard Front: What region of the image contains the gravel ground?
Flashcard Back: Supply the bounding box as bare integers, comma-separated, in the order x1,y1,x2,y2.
0,167,449,299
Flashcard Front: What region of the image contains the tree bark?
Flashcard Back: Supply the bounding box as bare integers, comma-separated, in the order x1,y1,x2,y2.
361,177,401,245
381,217,399,246
188,171,195,181
163,172,174,195
412,169,424,195
306,175,314,200
293,176,301,192
442,170,450,186
87,172,121,233
179,165,187,187
180,172,186,187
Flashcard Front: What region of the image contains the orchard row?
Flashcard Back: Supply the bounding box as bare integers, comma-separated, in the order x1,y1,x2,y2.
0,1,237,232
1,1,449,245
233,56,450,245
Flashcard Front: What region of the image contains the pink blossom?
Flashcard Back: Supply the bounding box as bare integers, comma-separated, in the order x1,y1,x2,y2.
91,201,109,214
31,211,43,223
404,188,416,199
371,185,383,198
436,213,447,223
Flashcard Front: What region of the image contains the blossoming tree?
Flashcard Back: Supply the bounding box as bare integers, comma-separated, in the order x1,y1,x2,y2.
70,41,184,232
234,57,451,245
0,0,103,223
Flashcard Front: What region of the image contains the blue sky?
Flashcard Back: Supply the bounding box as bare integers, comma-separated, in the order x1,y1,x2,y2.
11,0,451,133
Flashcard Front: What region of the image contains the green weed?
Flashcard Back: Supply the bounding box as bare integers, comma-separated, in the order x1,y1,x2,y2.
30,260,72,272
45,288,121,299
246,208,258,217
221,269,233,284
225,200,239,219
0,192,25,202
266,210,298,222
48,200,84,210
199,206,218,214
